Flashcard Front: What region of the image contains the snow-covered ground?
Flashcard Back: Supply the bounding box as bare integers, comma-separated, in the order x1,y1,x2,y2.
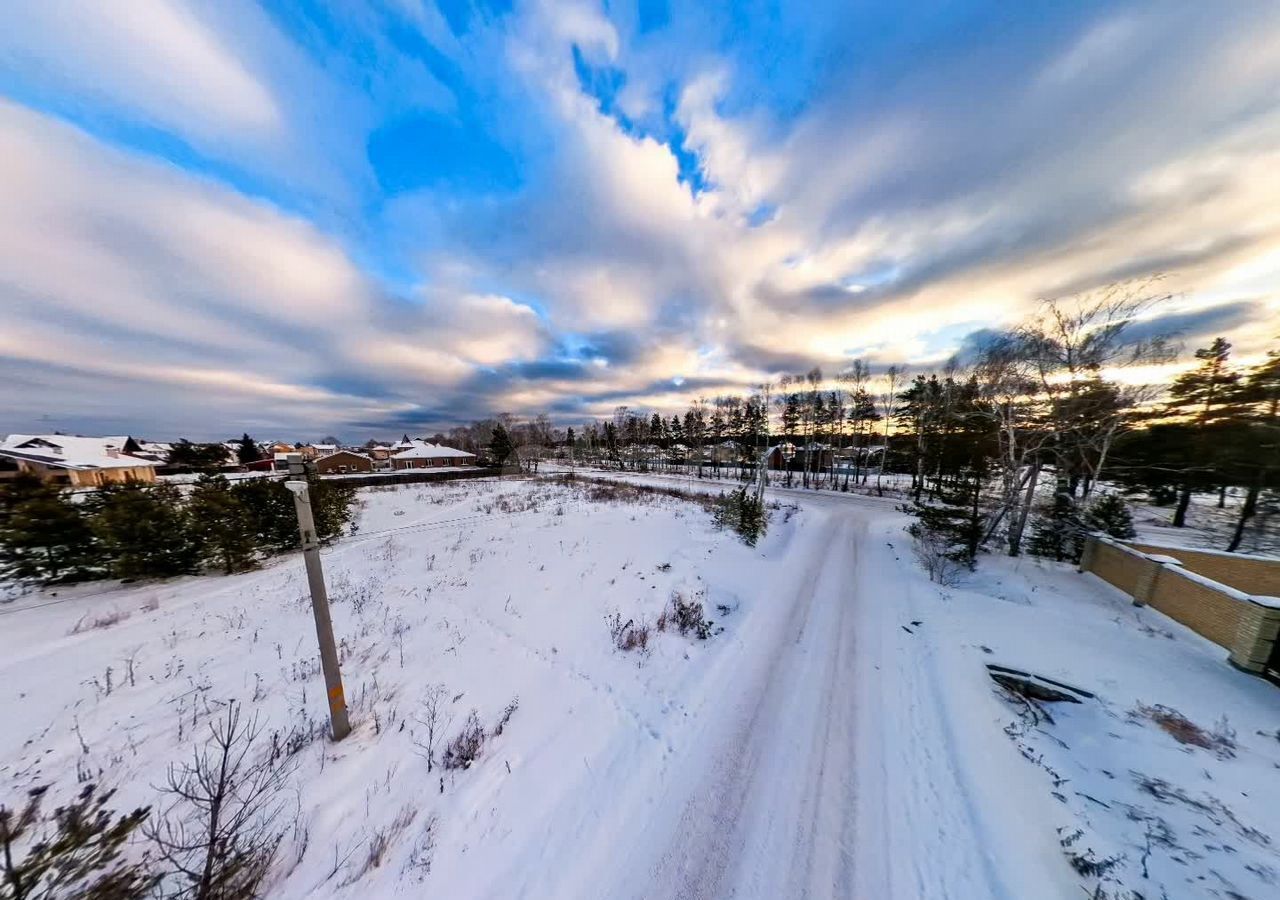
2,474,1277,898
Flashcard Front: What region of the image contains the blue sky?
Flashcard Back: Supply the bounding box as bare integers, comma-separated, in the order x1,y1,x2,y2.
1,1,1278,440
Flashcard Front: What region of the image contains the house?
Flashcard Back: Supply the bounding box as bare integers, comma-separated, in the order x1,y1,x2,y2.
0,434,158,487
313,450,374,475
391,442,477,470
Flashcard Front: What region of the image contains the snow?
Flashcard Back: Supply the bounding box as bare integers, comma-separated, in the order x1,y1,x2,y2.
1,474,1277,899
0,433,158,470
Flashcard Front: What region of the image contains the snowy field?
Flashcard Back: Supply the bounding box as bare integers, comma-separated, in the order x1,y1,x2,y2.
2,474,1278,899
0,476,804,897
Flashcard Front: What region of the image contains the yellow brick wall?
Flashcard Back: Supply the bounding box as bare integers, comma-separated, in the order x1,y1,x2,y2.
1145,567,1247,648
1131,544,1280,597
1089,541,1150,596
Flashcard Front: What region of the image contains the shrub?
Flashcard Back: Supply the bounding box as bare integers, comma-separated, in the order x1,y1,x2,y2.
441,712,485,770
669,591,713,640
606,612,651,652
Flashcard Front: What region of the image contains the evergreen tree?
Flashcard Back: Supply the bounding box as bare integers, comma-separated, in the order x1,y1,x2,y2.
1162,338,1244,527
233,479,298,555
1082,492,1136,541
0,473,99,583
488,423,515,468
88,482,197,580
187,476,256,574
235,434,261,466
1027,490,1086,563
0,783,154,900
166,440,227,472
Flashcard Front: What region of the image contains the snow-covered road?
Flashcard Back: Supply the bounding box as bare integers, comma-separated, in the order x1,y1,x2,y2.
538,480,1072,900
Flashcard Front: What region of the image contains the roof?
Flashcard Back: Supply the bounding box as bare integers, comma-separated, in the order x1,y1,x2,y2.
315,450,371,463
0,434,158,471
392,442,475,460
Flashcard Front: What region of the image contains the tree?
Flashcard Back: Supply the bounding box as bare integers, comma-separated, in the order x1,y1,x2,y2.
1082,493,1136,541
88,482,197,580
1164,338,1243,527
166,441,228,473
187,477,255,574
488,423,515,470
1,784,152,900
234,435,261,467
0,474,99,583
1027,490,1086,563
145,704,290,900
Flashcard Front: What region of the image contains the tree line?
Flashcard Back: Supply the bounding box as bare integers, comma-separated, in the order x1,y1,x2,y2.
0,473,355,585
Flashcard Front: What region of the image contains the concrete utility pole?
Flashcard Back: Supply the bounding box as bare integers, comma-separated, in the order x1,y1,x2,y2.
285,453,351,741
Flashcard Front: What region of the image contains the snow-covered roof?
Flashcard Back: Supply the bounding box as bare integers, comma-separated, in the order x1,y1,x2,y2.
311,443,338,452
0,434,157,471
392,443,475,460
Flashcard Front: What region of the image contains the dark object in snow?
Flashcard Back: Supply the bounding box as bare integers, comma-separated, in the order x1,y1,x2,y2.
986,664,1094,703
910,620,922,627
901,626,914,634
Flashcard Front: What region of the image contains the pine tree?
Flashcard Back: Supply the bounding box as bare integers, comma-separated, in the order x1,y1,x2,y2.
488,424,515,468
1027,490,1086,563
0,473,99,583
1163,338,1243,527
1082,492,1136,541
235,434,261,466
188,476,256,574
88,482,197,580
0,783,153,900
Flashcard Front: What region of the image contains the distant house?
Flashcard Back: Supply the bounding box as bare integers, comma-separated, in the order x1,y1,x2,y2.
391,442,477,470
313,450,373,475
0,434,158,487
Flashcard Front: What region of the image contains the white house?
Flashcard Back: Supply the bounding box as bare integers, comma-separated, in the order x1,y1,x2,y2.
390,442,477,470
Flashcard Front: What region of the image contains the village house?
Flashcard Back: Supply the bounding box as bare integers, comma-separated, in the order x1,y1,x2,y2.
0,434,158,487
391,442,477,470
312,450,374,475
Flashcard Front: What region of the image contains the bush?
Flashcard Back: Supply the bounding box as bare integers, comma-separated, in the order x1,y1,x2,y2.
669,591,713,640
606,612,651,652
441,712,486,771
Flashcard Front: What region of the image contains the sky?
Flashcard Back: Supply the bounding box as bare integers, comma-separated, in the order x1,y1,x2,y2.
1,0,1278,441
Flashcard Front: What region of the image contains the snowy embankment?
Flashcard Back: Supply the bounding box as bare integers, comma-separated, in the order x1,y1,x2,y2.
0,477,805,897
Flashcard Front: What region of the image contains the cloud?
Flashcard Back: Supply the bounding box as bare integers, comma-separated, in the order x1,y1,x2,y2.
2,1,1280,439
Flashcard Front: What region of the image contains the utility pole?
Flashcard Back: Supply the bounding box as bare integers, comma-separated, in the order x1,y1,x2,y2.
285,453,351,741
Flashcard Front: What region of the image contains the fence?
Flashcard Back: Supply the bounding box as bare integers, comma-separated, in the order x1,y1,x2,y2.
1079,535,1280,679
320,465,520,488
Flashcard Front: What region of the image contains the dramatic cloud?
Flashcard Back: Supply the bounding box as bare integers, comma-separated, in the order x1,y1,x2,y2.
1,0,1278,439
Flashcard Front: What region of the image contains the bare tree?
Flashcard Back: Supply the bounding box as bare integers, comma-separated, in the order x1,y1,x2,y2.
145,703,291,900
411,684,453,774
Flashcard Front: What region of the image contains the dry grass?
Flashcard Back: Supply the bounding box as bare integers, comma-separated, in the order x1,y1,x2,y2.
68,607,131,634
1132,703,1236,758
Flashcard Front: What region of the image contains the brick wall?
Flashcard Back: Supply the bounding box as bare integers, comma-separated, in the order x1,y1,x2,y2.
1145,565,1247,649
1087,539,1155,597
1130,543,1280,597
1080,535,1280,678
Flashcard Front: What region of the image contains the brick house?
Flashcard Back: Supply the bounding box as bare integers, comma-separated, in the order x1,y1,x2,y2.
391,442,477,469
313,450,374,475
